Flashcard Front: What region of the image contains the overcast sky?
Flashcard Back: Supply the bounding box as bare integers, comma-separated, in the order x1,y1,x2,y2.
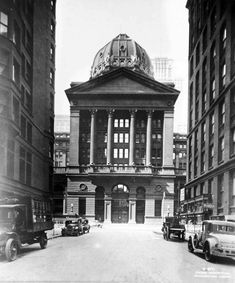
55,0,189,133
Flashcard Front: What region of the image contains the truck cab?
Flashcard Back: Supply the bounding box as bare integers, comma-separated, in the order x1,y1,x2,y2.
0,198,53,261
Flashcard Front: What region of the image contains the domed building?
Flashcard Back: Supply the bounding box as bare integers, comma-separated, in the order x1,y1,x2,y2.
60,34,179,224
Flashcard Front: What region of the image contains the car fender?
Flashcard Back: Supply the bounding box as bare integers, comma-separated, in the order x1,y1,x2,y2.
203,238,217,253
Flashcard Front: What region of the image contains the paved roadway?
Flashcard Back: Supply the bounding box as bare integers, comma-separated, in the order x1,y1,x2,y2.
0,224,234,283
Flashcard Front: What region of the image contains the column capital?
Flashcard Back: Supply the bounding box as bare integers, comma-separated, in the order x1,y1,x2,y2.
129,109,137,116
90,109,97,115
147,110,154,117
107,109,115,116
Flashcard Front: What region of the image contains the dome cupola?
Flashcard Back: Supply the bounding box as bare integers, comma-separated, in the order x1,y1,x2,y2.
90,34,154,79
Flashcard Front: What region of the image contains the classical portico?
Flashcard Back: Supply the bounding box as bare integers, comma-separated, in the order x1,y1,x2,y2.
64,34,179,224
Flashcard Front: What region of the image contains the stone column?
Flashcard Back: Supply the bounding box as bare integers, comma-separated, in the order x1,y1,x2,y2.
86,197,95,219
163,110,174,167
146,111,152,166
69,111,80,166
104,198,112,223
129,111,135,165
107,110,113,165
128,199,136,223
89,110,96,165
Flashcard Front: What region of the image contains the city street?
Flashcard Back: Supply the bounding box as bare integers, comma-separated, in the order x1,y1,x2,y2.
0,224,234,283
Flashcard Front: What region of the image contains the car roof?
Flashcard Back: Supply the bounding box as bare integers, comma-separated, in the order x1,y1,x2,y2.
203,220,235,226
0,204,26,208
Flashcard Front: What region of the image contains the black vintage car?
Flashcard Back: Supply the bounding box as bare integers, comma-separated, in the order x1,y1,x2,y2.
61,219,83,236
162,217,185,241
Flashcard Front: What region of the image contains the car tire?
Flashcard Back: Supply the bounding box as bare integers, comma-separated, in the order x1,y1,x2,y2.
39,234,48,249
204,243,214,262
188,238,194,253
5,238,18,262
165,227,169,241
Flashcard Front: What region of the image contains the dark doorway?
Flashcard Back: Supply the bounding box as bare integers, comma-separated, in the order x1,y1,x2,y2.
95,187,105,222
111,184,129,223
79,197,86,216
136,187,145,223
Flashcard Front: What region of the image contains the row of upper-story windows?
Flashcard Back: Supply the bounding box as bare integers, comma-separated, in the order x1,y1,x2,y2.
189,25,228,130
188,95,235,181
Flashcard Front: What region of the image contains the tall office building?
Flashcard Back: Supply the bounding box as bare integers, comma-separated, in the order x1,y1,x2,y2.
55,34,179,224
151,57,173,83
182,0,235,222
0,0,56,201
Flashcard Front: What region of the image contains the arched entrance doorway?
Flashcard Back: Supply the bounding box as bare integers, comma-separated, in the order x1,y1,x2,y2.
136,187,145,223
95,187,105,222
111,184,129,223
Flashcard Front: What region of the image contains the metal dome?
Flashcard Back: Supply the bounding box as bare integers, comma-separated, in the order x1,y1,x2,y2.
90,34,154,79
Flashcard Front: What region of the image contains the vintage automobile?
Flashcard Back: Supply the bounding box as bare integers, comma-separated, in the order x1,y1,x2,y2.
0,197,53,261
82,218,90,234
162,217,185,241
61,219,83,237
188,220,235,262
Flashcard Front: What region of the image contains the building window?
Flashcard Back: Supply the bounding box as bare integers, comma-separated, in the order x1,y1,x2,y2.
19,147,32,185
210,7,216,36
220,63,226,88
209,144,214,168
154,200,162,217
13,58,20,85
196,43,200,66
119,119,124,128
7,139,14,178
124,119,129,128
201,121,206,146
50,44,54,62
230,170,235,206
13,20,20,48
21,115,26,138
209,112,214,136
114,119,118,128
124,148,128,159
210,78,215,103
219,100,225,128
114,133,118,143
0,11,8,37
50,20,55,37
221,24,227,51
50,69,54,87
201,151,205,173
218,174,224,209
202,26,207,52
218,137,224,163
118,148,123,158
190,56,194,77
124,133,129,143
113,148,118,158
231,128,235,156
194,157,198,177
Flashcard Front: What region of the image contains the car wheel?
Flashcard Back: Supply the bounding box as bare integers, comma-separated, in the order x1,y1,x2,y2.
204,243,214,262
39,234,48,249
165,227,169,241
5,238,18,262
188,238,194,253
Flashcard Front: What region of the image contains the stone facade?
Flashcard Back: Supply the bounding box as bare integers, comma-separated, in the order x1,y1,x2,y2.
0,0,56,201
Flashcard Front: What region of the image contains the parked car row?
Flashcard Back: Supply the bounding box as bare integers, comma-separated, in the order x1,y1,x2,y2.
61,218,90,237
162,218,235,262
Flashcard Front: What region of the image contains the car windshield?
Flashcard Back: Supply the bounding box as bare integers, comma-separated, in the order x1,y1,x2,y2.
213,224,235,234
